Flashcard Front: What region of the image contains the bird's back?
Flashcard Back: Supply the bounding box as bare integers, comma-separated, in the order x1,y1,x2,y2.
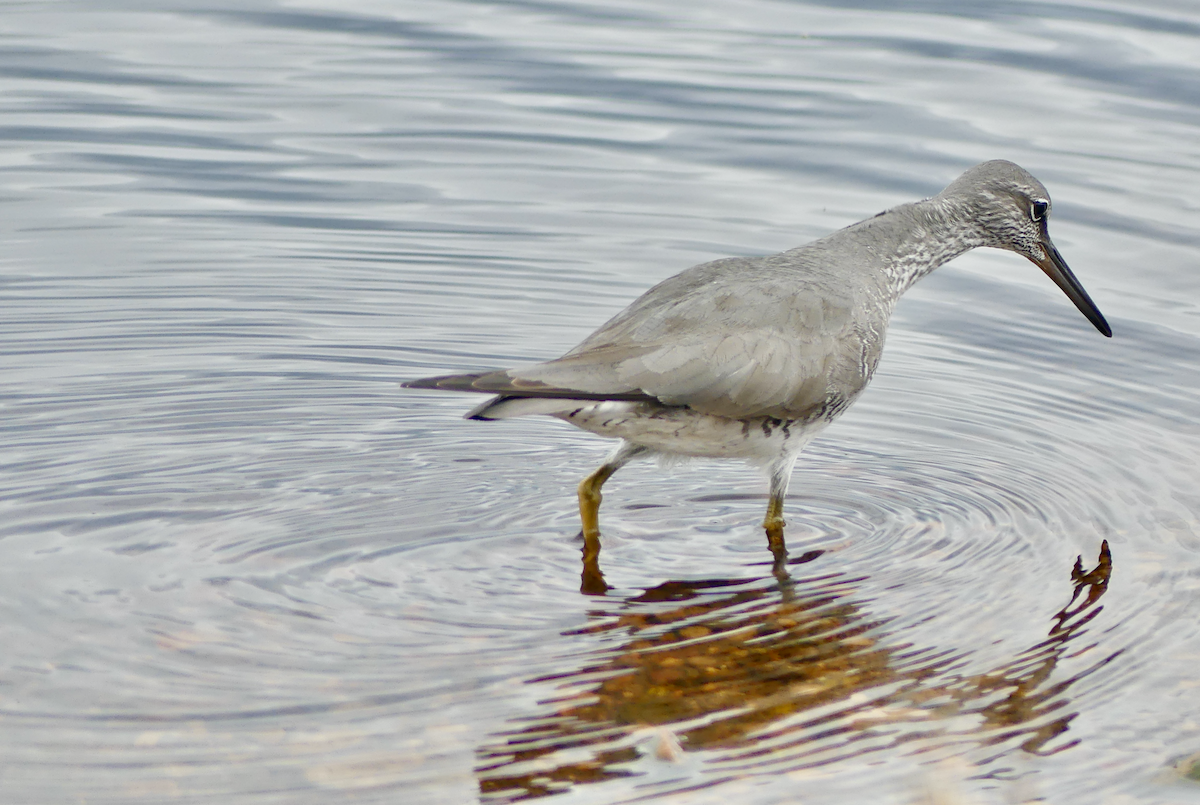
508,221,903,421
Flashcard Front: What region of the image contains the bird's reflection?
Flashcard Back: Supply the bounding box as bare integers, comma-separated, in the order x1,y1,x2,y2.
477,542,1113,801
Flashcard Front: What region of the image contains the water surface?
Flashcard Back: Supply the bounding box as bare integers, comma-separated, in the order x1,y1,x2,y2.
2,1,1199,803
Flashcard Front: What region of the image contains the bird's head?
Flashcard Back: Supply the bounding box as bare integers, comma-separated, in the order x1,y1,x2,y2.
940,160,1111,337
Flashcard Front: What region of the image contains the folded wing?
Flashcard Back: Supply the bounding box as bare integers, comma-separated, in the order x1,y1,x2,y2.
406,254,879,421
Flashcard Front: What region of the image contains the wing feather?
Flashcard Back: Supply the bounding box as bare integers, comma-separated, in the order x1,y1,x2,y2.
508,270,873,418
408,251,887,420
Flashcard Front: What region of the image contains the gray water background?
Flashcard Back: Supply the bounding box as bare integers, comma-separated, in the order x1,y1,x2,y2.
2,1,1200,802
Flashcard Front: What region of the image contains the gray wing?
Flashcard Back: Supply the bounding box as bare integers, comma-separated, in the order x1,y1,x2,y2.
507,255,884,419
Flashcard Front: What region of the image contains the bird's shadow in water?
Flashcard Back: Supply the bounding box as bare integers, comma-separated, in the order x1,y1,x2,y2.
477,542,1114,802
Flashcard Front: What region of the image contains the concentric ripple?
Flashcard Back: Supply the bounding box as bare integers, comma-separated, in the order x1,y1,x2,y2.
2,1,1200,804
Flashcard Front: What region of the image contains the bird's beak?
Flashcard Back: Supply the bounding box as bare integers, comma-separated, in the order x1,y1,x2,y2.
1031,237,1112,337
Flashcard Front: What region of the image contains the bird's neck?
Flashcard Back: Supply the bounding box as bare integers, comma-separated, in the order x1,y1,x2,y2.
863,197,987,300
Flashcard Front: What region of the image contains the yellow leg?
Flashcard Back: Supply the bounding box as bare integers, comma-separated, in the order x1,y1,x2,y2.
763,492,787,564
578,466,616,594
577,464,616,542
580,531,607,596
763,456,797,569
575,442,647,595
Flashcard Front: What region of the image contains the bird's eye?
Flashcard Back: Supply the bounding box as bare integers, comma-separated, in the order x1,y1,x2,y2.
1031,200,1048,222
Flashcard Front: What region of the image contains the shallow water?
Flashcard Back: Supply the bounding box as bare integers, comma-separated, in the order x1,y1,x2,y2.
2,1,1200,803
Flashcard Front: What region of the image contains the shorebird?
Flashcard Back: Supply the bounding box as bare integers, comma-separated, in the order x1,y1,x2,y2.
405,160,1110,578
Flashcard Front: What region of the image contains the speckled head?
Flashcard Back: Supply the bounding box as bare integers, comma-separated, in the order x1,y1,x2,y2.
938,160,1111,337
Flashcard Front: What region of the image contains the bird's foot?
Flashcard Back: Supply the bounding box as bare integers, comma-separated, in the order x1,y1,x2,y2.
764,517,789,577
580,531,608,595
764,516,787,552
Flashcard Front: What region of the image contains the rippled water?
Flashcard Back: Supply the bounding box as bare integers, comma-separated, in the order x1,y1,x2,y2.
2,1,1200,803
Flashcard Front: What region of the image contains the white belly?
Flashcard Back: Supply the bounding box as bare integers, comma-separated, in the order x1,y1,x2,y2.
555,401,828,463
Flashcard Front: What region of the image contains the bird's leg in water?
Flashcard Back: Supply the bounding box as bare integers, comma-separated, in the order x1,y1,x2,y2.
764,456,797,569
577,466,615,595
764,494,786,561
577,442,648,594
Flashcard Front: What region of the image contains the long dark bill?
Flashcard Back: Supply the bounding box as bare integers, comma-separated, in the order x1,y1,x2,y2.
1033,238,1112,337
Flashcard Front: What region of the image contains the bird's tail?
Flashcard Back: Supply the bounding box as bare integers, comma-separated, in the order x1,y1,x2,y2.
465,395,587,420
402,372,604,420
403,369,655,421
402,372,494,394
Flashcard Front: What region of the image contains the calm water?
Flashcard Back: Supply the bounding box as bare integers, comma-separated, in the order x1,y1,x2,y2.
2,1,1200,803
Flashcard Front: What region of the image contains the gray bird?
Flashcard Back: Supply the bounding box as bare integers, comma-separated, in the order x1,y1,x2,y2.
405,160,1110,577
